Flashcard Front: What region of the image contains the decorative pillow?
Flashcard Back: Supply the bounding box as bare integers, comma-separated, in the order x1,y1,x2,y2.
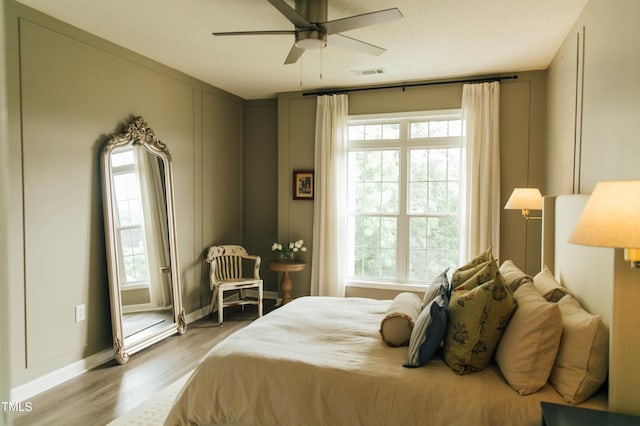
422,269,449,309
495,283,562,395
443,270,517,375
450,247,495,289
534,267,572,302
549,295,609,404
379,292,422,347
499,260,534,292
404,285,450,368
451,259,498,292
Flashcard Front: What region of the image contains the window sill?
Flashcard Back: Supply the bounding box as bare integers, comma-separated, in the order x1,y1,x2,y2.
346,280,429,292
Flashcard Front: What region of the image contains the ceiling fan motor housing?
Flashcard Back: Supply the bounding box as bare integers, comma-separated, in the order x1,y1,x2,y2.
295,30,327,49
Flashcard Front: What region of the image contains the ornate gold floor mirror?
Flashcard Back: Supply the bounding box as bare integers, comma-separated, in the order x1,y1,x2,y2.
101,117,186,364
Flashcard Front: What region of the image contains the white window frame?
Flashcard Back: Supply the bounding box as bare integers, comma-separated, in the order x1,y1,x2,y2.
346,109,462,291
110,148,151,290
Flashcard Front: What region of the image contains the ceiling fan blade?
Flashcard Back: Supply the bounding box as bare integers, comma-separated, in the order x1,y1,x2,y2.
284,44,305,64
265,0,313,28
212,30,295,36
321,8,403,35
329,34,385,56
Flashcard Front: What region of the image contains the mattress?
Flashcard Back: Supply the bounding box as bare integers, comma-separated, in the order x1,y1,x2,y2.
165,296,604,426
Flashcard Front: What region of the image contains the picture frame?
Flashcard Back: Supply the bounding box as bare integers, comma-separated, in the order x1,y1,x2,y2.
293,170,314,200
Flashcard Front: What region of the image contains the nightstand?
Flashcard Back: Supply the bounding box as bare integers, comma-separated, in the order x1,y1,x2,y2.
541,402,640,426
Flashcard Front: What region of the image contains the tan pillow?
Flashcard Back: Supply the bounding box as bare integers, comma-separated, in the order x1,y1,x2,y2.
499,260,533,292
379,292,422,347
549,295,609,404
495,283,563,395
534,266,571,302
443,270,517,374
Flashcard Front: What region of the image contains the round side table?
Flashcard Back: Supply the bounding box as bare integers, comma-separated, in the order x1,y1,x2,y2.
266,260,306,305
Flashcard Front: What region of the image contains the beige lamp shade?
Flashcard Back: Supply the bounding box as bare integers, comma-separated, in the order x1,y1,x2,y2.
569,180,640,250
504,188,543,210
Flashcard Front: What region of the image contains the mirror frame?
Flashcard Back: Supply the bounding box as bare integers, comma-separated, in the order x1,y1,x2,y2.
101,116,186,364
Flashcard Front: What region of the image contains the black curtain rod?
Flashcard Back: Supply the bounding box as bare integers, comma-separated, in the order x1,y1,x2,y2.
302,74,518,97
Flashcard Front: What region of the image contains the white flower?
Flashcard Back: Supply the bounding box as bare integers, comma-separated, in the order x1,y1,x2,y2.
271,243,279,251
301,247,307,252
293,247,299,252
277,243,283,250
289,242,294,249
294,241,302,248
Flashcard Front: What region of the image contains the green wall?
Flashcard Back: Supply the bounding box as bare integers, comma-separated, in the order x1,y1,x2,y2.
5,1,245,389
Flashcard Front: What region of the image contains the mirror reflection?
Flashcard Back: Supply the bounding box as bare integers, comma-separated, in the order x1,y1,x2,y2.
101,117,185,364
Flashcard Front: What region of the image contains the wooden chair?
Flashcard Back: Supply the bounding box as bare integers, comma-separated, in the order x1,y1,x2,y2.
205,245,263,325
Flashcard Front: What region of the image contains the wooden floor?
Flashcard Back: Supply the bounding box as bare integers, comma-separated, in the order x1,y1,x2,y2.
11,306,266,426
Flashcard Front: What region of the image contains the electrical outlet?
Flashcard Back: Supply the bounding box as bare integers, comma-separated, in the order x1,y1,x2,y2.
75,304,86,322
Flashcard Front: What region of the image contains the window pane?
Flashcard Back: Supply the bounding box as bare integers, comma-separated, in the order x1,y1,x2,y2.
363,247,380,277
111,150,134,167
409,181,428,214
382,123,400,139
381,150,399,181
410,122,428,138
364,182,381,212
409,218,427,249
380,217,397,249
349,125,365,141
365,124,382,140
428,149,447,180
410,149,428,181
408,216,460,282
448,148,460,180
380,248,396,278
448,120,462,136
381,182,398,213
429,121,448,137
364,151,381,181
447,181,459,214
427,182,447,214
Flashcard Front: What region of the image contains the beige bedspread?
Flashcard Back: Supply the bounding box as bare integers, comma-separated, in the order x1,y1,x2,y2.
165,296,605,426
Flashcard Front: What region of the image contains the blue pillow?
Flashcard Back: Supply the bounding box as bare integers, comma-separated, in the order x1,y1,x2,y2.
403,285,450,368
421,268,450,309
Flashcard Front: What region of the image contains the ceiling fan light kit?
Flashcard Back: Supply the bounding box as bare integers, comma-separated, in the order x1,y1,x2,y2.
212,0,403,64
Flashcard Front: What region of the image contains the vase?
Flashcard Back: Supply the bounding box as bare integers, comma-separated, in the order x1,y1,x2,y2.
278,251,295,262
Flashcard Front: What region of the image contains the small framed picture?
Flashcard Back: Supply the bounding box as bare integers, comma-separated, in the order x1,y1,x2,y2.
293,170,314,200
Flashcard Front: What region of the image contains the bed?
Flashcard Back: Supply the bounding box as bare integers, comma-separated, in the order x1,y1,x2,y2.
165,195,611,426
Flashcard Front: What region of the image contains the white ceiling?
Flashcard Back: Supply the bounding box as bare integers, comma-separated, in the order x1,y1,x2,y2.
16,0,589,100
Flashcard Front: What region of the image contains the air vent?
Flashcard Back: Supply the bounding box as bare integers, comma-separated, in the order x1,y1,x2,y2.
351,67,387,76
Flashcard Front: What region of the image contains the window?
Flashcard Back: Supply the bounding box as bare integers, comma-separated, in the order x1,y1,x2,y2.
110,148,151,288
347,111,462,288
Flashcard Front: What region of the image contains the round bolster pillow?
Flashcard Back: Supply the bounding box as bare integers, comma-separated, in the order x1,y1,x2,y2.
379,292,422,347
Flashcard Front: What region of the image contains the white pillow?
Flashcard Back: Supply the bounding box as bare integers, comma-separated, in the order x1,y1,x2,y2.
379,292,422,347
495,283,563,395
534,266,571,302
549,295,609,404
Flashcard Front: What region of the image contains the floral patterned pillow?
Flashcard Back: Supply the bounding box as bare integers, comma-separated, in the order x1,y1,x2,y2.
443,270,517,375
450,247,496,289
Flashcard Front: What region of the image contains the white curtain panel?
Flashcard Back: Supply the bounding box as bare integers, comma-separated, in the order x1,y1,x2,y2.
310,94,348,297
460,81,501,262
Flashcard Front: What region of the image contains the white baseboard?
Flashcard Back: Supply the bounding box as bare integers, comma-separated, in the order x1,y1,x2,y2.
10,291,280,401
10,305,223,402
10,347,114,402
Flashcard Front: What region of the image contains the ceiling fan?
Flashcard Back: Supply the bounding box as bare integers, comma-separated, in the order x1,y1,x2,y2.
212,0,403,64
